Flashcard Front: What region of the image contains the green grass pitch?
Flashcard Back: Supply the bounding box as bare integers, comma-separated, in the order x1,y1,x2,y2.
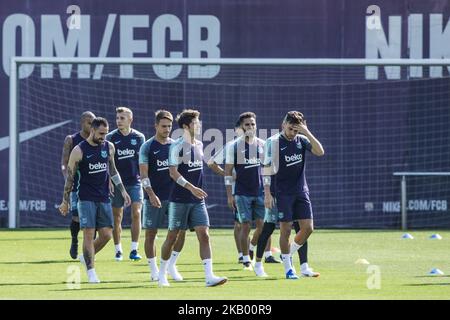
0,228,448,299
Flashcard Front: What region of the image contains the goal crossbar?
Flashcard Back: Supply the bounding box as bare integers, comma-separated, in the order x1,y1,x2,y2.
9,57,450,229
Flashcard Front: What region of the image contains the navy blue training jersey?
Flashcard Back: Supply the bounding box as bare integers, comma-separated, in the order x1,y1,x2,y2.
77,140,110,202
139,137,174,201
168,137,204,203
263,133,312,196
106,129,145,186
226,136,264,197
70,132,86,192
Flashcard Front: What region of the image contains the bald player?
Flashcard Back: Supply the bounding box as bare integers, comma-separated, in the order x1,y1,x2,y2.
61,111,95,259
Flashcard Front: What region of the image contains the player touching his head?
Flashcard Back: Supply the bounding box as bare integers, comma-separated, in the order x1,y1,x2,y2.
259,111,324,279
139,110,186,282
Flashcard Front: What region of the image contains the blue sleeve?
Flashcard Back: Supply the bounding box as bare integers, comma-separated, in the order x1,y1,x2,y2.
169,139,182,166
139,139,151,165
300,135,312,152
139,132,146,146
263,138,272,166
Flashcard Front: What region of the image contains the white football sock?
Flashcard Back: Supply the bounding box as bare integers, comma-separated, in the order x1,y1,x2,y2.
243,255,250,263
159,259,169,276
281,254,292,273
264,251,273,258
202,258,214,278
289,241,303,256
115,243,122,253
301,262,309,272
249,243,256,251
87,268,97,279
131,242,139,251
148,257,158,273
168,251,180,267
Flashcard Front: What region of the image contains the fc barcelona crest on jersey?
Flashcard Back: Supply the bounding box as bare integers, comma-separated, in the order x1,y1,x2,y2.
131,139,137,146
101,150,108,158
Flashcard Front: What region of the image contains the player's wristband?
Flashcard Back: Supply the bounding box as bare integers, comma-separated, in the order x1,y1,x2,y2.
142,177,151,189
111,174,123,186
176,176,188,187
263,176,271,186
224,176,233,186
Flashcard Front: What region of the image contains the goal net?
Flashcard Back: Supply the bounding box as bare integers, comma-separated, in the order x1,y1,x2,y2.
9,58,450,229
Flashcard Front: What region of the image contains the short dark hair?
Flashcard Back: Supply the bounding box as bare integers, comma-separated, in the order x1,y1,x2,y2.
283,111,305,125
234,119,241,129
91,117,109,129
238,112,256,125
80,111,95,122
155,110,174,124
176,109,200,129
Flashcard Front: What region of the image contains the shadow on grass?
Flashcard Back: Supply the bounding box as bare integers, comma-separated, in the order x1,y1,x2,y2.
129,267,244,275
51,277,278,292
403,283,449,286
0,281,66,286
0,238,69,242
0,260,70,265
413,275,450,278
50,285,149,292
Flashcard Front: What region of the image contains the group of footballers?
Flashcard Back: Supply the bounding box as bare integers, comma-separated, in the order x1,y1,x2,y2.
58,107,324,287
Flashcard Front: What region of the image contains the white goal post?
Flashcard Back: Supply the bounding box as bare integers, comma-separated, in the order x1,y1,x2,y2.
9,57,450,229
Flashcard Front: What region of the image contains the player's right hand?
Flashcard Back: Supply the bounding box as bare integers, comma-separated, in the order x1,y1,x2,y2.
108,180,115,197
227,195,236,211
59,200,69,216
264,194,274,210
123,192,132,207
190,187,208,200
149,193,162,208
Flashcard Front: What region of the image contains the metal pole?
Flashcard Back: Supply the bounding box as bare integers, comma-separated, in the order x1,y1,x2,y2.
8,58,18,229
401,175,407,230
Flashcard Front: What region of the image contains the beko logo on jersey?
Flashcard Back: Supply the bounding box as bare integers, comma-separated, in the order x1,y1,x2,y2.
117,148,135,160
117,149,135,156
157,159,169,167
188,160,203,168
285,154,302,163
244,157,261,165
89,162,107,170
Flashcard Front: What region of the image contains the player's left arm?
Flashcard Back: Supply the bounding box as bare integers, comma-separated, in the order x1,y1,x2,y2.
298,122,325,156
224,143,236,210
61,135,73,179
59,146,81,216
108,142,131,206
